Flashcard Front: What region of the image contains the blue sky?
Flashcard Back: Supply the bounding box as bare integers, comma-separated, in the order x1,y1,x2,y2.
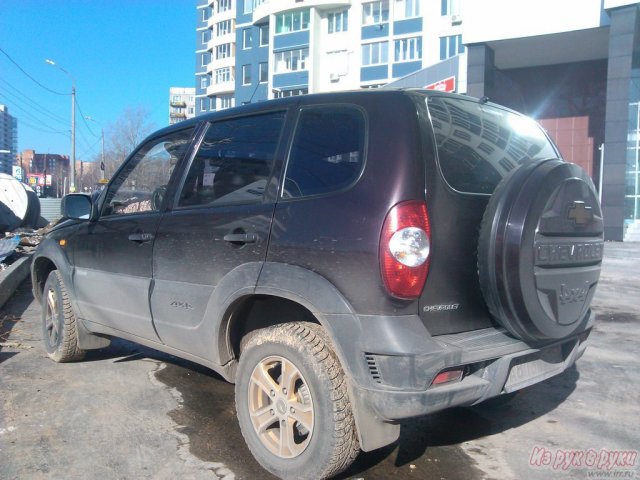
0,0,195,161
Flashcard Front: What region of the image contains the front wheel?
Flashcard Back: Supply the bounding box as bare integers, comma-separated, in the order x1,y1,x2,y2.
41,270,86,362
235,322,359,480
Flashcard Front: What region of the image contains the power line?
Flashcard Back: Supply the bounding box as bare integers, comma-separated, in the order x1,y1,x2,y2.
17,116,71,137
74,97,97,137
0,79,69,126
0,92,71,135
78,137,102,160
0,47,69,96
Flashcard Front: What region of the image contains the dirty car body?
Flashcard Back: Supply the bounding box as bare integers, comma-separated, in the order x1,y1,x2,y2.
32,90,604,480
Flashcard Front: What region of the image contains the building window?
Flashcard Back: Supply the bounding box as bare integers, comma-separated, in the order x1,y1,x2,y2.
275,9,310,34
200,98,207,111
259,62,268,83
394,36,422,62
210,98,215,110
217,94,235,110
439,34,464,60
201,31,210,44
394,0,420,19
274,88,308,99
441,0,460,16
362,1,389,25
216,43,232,59
259,24,269,46
274,48,309,73
362,41,388,66
216,20,232,36
201,76,209,89
217,0,231,13
328,10,348,33
243,28,252,49
201,53,210,66
201,8,209,22
242,65,252,85
243,0,254,14
215,67,233,84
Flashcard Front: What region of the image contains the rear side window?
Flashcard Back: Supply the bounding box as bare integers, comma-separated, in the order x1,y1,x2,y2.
283,106,365,198
427,96,557,194
178,111,285,207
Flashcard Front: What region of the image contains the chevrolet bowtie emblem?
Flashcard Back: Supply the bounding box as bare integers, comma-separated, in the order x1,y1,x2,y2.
567,201,593,225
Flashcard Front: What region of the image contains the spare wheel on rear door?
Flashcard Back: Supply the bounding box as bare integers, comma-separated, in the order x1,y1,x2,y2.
478,159,604,344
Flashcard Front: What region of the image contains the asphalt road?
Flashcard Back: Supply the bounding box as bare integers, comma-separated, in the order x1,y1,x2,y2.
1,243,638,479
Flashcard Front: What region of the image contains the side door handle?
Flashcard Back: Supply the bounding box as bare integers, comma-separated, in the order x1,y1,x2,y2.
223,232,258,245
128,232,155,244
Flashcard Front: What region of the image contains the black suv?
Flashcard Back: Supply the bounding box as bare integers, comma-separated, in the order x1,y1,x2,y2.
32,90,604,480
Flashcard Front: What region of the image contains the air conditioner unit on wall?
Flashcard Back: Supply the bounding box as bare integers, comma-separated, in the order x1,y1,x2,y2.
451,15,462,25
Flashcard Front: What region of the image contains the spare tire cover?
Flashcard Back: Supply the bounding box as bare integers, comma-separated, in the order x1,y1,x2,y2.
478,159,604,343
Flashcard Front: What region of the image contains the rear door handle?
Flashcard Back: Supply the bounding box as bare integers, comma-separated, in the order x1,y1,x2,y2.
128,232,155,243
223,233,258,244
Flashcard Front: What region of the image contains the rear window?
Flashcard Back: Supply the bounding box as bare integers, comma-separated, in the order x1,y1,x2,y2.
427,96,557,194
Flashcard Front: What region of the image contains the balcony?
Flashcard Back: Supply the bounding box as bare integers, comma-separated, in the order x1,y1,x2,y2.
207,80,235,96
253,0,351,24
170,101,187,108
170,112,187,119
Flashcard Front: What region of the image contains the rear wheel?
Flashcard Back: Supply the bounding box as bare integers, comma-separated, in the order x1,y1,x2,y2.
235,322,359,480
41,270,86,362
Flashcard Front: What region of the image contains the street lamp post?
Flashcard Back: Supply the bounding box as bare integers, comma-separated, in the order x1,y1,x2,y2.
85,116,105,182
45,59,76,193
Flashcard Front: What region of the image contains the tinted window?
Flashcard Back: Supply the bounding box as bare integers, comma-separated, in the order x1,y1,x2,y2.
284,106,365,198
102,129,194,216
427,96,557,194
178,111,285,207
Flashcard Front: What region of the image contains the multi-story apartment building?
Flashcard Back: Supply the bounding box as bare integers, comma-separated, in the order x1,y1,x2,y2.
169,87,196,125
195,0,640,240
0,105,18,175
195,0,464,113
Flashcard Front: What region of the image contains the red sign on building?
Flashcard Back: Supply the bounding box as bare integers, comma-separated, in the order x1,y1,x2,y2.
425,76,456,93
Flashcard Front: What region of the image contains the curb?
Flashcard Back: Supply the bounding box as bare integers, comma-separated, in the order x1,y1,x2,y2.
0,255,32,309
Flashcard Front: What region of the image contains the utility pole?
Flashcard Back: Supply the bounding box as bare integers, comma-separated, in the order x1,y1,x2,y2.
71,84,76,192
46,59,76,193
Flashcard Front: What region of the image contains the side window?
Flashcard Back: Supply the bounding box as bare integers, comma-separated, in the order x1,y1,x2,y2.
102,129,194,216
178,111,285,207
283,106,365,198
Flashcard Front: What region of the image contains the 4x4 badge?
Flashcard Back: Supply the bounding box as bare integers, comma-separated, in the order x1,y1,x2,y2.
567,201,593,225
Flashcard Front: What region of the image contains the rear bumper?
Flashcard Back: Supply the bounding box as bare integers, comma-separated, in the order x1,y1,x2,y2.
358,329,589,421
355,327,590,422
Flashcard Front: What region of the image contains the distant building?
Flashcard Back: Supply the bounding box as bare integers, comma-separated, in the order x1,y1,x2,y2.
20,149,70,197
0,105,18,175
169,87,196,124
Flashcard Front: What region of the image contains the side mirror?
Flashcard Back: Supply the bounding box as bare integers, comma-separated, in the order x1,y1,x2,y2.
61,194,92,220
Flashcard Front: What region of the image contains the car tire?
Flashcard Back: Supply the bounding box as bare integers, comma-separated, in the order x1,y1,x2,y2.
41,270,86,362
235,322,360,480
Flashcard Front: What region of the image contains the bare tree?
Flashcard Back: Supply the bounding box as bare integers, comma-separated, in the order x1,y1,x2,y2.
103,106,156,179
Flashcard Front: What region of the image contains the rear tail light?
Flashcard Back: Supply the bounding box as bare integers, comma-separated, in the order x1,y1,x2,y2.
379,201,431,299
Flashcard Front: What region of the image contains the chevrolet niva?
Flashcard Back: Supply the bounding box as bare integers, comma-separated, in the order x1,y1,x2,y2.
32,90,603,479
